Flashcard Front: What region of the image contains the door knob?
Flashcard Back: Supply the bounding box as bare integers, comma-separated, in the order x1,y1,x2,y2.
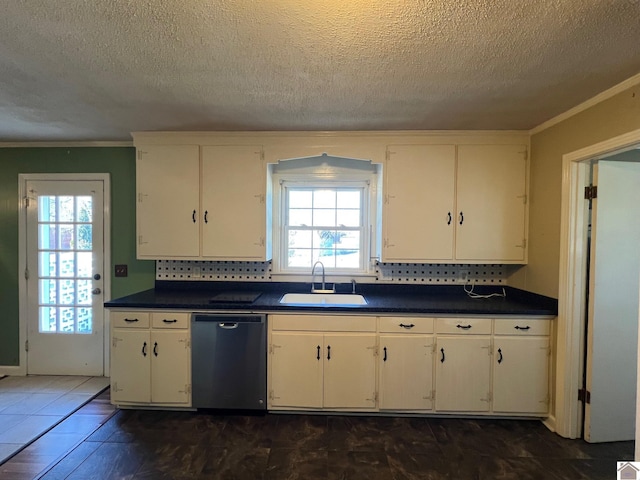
93,273,101,280
92,288,101,295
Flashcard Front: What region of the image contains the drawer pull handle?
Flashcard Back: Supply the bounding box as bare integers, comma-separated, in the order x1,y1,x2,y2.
514,325,530,331
163,319,178,323
383,346,387,362
497,348,503,364
459,211,464,225
124,318,138,323
192,210,196,223
456,324,472,330
399,323,415,329
447,212,452,225
153,342,158,357
316,345,320,361
327,345,331,361
141,341,147,357
204,210,208,223
440,348,445,363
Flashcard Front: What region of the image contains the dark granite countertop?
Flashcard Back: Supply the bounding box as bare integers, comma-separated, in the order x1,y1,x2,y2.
105,282,557,316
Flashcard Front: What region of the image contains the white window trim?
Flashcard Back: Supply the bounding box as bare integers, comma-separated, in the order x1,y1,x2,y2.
271,171,380,280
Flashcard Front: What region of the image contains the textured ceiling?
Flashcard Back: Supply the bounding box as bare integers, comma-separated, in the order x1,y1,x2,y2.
1,1,639,141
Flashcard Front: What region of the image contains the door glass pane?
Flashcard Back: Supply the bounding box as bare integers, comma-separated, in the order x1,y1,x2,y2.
36,194,94,334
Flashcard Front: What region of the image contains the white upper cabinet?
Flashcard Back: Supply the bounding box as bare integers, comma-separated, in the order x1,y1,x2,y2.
382,143,528,263
136,144,270,260
383,145,456,261
137,145,200,258
456,145,528,262
201,145,268,260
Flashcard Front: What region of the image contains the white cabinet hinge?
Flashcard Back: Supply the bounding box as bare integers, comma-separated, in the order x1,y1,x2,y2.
480,392,492,403
24,196,30,208
112,382,122,393
520,148,528,161
269,389,280,401
367,345,378,357
24,268,30,280
24,340,29,352
516,238,527,249
138,235,149,245
366,391,378,404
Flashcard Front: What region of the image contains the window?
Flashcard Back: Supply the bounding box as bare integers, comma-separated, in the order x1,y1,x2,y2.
285,186,364,270
271,155,381,275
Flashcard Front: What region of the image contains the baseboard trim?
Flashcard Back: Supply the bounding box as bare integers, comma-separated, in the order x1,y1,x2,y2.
0,365,26,376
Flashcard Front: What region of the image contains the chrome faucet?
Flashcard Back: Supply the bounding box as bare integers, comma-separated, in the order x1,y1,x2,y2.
311,261,334,293
351,279,357,294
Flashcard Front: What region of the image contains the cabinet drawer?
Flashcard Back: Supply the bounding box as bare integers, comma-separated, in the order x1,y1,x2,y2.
270,314,376,332
436,318,491,335
494,319,550,336
379,317,433,334
111,311,150,328
151,312,190,329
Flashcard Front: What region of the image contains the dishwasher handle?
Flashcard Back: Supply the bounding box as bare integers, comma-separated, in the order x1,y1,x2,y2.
218,322,239,329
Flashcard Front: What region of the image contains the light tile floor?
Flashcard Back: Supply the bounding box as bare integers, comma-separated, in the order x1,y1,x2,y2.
0,376,109,465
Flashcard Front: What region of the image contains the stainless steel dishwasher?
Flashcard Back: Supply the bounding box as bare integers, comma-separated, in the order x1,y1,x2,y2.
191,313,266,410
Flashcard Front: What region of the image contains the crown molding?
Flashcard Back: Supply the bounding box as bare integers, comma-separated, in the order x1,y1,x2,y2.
530,72,640,136
0,141,133,148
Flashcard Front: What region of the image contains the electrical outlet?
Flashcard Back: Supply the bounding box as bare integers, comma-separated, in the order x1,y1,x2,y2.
458,269,470,283
114,264,128,277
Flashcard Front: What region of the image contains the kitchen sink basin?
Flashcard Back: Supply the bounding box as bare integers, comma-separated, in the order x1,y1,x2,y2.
279,293,367,306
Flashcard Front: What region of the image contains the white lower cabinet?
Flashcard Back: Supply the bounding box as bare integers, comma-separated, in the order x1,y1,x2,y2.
378,317,434,411
110,311,191,407
435,336,492,412
268,315,377,411
492,319,551,414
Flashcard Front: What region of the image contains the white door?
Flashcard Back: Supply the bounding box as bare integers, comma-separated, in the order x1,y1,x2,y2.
435,336,491,412
136,145,200,258
25,180,105,375
492,337,549,414
323,334,377,409
456,145,527,261
379,335,434,410
584,160,640,442
383,145,456,262
201,145,266,259
269,332,324,409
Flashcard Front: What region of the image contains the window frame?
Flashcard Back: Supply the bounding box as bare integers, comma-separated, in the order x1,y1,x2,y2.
271,163,380,278
281,182,368,273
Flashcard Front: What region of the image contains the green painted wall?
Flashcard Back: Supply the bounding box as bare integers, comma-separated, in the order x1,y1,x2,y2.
0,147,156,366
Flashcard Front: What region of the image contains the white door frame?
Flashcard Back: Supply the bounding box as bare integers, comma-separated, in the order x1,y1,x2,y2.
14,173,111,376
556,128,640,438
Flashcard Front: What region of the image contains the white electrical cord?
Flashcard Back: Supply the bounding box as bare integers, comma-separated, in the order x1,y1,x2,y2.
463,280,506,299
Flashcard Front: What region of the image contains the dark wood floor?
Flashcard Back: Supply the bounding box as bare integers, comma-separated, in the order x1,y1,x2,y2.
0,390,635,479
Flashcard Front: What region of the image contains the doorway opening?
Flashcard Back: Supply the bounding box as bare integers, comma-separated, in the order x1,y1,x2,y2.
556,128,640,444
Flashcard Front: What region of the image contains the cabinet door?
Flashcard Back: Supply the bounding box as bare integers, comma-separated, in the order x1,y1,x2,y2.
201,145,268,259
136,145,200,258
379,335,434,410
150,330,191,405
383,145,456,261
111,329,150,404
323,334,377,409
435,336,491,412
493,337,549,414
269,332,323,409
456,145,527,261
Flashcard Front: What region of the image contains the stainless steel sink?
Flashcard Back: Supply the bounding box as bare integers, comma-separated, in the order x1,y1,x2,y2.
279,293,367,306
